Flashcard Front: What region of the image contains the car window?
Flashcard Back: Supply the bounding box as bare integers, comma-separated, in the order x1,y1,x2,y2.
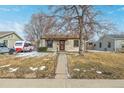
0,43,6,47
24,43,28,47
15,43,22,46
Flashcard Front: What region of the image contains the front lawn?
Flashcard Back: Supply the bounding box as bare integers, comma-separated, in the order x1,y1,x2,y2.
67,52,124,79
0,53,57,79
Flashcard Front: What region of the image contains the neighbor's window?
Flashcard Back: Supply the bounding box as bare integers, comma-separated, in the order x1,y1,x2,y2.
3,40,8,46
74,40,79,47
46,40,53,48
122,44,124,48
108,42,111,48
99,42,102,48
0,43,6,47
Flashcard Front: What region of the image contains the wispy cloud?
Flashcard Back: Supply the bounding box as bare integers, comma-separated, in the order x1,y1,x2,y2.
0,21,25,39
108,6,124,14
117,7,124,11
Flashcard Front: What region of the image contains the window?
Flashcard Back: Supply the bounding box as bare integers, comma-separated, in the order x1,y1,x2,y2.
99,42,102,48
15,43,22,46
0,43,6,47
89,43,93,45
94,44,96,47
3,40,8,47
24,43,29,47
74,40,79,47
108,42,111,48
122,44,124,48
46,40,53,48
24,43,32,47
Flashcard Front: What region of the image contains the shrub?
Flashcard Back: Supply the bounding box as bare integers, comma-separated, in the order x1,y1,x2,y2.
118,48,124,53
38,47,48,52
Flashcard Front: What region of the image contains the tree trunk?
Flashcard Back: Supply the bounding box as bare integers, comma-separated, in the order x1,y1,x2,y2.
36,39,40,51
79,16,84,55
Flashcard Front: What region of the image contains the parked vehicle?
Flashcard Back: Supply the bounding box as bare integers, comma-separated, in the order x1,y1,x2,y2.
14,41,34,52
0,43,15,54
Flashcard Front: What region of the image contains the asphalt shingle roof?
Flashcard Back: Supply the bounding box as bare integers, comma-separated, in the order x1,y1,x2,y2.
0,31,23,40
0,31,14,38
108,34,124,39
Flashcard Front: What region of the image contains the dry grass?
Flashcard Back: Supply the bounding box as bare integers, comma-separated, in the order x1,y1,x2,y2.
0,53,57,79
67,52,124,79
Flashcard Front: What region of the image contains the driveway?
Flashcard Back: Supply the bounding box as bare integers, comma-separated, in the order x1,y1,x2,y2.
15,51,56,58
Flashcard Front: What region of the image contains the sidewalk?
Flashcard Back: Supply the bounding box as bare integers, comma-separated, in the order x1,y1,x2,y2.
55,53,69,79
0,79,124,88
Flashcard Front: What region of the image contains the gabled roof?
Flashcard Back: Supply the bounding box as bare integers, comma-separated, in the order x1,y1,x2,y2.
106,34,124,39
41,31,80,40
0,31,13,37
42,34,79,39
0,31,23,40
108,34,124,38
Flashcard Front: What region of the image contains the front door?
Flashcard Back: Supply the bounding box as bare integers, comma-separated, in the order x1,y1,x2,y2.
59,40,65,51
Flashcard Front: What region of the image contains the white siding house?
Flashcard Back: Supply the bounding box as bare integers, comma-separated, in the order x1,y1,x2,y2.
0,31,23,48
95,35,124,52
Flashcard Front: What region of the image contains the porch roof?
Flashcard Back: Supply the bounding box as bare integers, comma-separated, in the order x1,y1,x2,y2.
41,34,79,40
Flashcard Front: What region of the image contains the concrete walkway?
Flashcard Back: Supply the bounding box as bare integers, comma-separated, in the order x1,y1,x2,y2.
55,53,69,79
0,79,124,88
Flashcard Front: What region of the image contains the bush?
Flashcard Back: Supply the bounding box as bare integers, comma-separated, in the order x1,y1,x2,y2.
38,47,47,52
118,48,124,53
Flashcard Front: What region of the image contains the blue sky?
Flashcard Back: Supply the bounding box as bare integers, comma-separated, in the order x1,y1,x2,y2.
0,5,124,39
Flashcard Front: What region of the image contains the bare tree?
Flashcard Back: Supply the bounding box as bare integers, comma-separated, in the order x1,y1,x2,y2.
50,5,115,55
24,13,56,49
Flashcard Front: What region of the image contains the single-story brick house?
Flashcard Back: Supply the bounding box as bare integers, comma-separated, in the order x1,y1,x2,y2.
40,33,95,52
40,34,80,52
0,31,23,48
94,34,124,52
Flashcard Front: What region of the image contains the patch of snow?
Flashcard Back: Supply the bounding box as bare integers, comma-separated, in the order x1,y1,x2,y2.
96,71,102,74
43,59,49,61
83,70,86,72
53,52,57,55
16,51,49,58
29,67,38,71
88,50,103,52
67,73,71,78
88,50,111,53
73,68,80,72
0,64,11,68
75,54,79,56
9,67,19,72
91,68,95,71
39,66,46,71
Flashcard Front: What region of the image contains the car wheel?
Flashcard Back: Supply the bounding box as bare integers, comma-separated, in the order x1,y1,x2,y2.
9,49,15,55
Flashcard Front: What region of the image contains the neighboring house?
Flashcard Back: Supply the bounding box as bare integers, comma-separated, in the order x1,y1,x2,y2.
0,31,23,48
94,34,124,52
40,34,80,52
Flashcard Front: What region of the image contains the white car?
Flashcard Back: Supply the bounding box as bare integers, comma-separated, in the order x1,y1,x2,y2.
0,43,15,54
14,41,34,52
